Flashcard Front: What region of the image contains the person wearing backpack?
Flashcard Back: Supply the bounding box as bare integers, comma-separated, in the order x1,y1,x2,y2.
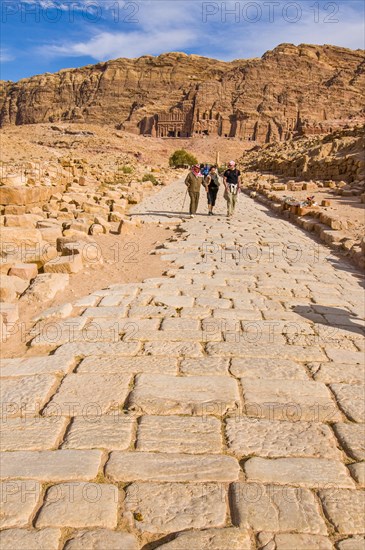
223,160,241,217
204,165,220,216
184,164,204,217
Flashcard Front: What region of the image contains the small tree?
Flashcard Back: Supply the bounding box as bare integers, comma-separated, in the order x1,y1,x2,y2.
169,150,198,168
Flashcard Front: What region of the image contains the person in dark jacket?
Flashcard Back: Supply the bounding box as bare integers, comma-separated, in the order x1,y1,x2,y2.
223,160,241,217
184,164,204,217
204,165,220,216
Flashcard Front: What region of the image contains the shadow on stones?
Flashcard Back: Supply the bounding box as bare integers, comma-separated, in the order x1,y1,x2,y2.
292,305,365,337
141,532,182,550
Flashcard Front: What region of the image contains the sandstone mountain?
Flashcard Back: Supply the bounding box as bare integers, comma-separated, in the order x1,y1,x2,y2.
1,44,364,143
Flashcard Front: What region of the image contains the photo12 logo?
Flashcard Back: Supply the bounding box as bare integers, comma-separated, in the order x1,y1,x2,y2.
1,1,140,24
201,1,340,24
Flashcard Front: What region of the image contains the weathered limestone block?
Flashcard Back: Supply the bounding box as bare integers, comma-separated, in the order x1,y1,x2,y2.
136,415,222,453
330,384,365,422
348,463,365,487
244,457,355,488
1,417,68,451
180,357,230,375
77,355,177,375
319,489,365,534
26,273,69,300
8,263,38,280
241,379,341,422
143,341,203,357
0,480,42,528
309,362,365,385
226,418,341,459
257,533,333,550
155,528,252,549
128,373,240,415
333,423,365,461
0,277,16,302
62,415,134,450
230,482,327,534
0,302,18,324
0,450,102,481
0,375,59,419
36,483,118,528
0,355,74,377
230,358,308,379
336,536,365,550
64,530,139,550
0,528,61,550
106,451,239,482
43,373,132,416
44,252,83,274
124,482,227,533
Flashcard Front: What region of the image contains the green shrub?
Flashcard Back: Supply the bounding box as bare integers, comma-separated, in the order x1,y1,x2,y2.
169,150,198,168
120,165,133,174
142,173,159,185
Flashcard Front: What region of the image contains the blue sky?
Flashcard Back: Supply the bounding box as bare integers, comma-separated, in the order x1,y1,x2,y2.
1,0,364,81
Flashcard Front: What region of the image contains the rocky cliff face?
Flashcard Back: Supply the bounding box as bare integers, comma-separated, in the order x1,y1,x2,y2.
1,44,364,143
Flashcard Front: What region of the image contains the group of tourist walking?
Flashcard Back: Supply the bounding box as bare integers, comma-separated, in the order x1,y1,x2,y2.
184,161,241,218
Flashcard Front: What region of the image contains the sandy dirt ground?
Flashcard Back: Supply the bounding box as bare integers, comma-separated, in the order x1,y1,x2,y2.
1,222,176,359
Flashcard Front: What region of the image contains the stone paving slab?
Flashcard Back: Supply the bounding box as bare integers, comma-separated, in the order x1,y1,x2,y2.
244,457,356,488
143,341,204,357
0,355,75,377
0,528,61,550
0,450,102,480
77,355,178,375
124,482,227,534
1,417,68,451
230,357,309,379
241,379,341,422
136,415,222,453
319,489,365,534
257,533,334,550
64,529,139,550
330,384,365,422
0,480,42,528
54,341,141,357
230,482,327,534
0,375,59,419
333,423,365,460
155,528,252,549
43,373,132,416
226,418,342,459
128,374,240,415
206,342,327,361
180,357,230,375
308,362,365,384
336,536,365,550
348,462,365,487
107,451,239,482
62,415,134,450
36,482,118,528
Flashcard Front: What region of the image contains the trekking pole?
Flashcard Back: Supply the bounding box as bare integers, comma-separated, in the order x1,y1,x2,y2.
182,188,188,211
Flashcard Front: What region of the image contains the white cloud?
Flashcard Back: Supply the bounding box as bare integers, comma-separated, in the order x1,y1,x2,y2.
0,48,15,62
31,0,365,64
41,28,197,60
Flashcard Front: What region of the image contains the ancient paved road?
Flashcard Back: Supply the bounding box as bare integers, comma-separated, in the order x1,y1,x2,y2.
1,178,364,550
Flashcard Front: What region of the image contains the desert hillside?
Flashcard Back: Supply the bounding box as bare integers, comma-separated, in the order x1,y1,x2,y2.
1,43,364,143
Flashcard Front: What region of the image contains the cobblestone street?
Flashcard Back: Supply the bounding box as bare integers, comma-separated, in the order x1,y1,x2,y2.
1,178,364,550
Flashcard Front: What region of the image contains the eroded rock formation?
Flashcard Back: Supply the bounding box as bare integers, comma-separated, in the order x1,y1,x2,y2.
1,44,364,143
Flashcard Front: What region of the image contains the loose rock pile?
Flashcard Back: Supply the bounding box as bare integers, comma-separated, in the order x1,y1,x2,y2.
0,156,180,339
243,173,365,269
241,126,365,185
